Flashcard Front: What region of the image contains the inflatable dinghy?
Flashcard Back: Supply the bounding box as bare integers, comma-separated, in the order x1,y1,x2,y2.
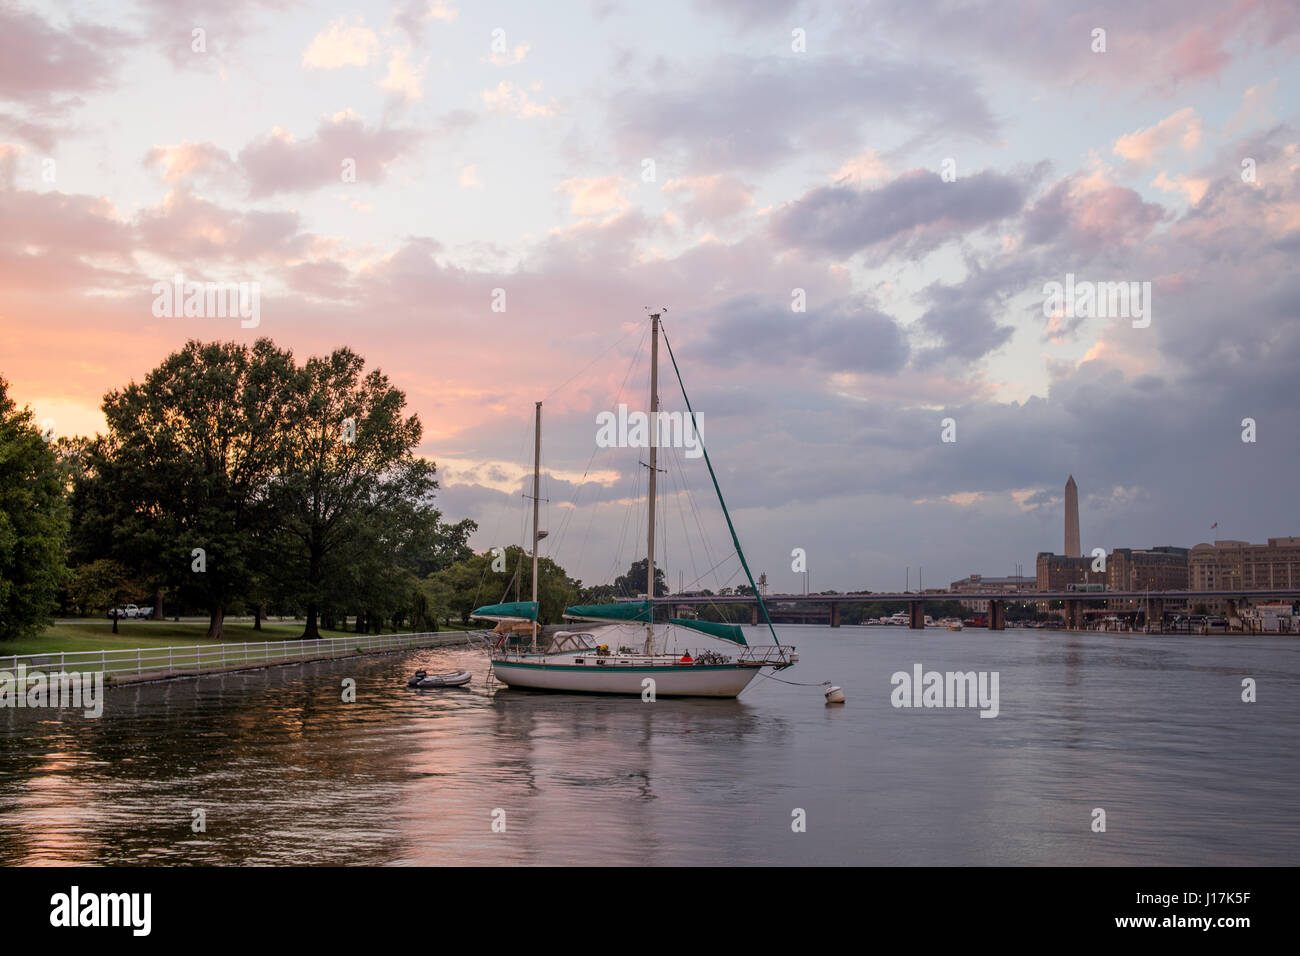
411,669,472,688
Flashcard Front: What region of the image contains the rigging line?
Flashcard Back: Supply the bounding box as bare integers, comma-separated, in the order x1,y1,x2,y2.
661,323,780,647
674,429,723,594
541,320,645,404
551,324,649,560
755,671,834,688
607,461,640,587
553,323,649,571
663,447,697,592
666,448,744,624
664,439,707,602
679,551,740,595
469,410,536,611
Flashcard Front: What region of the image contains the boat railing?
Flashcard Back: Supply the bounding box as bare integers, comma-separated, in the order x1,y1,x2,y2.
736,645,798,667
493,645,798,668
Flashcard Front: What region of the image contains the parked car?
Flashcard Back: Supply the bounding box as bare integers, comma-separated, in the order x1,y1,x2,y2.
107,604,140,619
137,606,155,620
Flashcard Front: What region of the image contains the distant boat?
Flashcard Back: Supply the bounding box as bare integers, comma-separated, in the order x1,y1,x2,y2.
474,312,796,698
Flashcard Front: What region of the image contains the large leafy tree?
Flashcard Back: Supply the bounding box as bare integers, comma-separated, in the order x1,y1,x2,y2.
0,376,69,640
271,348,453,639
93,340,298,640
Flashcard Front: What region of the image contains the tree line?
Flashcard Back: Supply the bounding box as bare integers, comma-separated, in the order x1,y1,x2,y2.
0,341,484,641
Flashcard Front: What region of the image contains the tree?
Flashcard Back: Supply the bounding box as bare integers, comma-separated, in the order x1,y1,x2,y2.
269,348,449,639
66,559,138,617
91,340,299,640
425,547,579,625
614,558,668,598
0,376,69,640
576,583,618,604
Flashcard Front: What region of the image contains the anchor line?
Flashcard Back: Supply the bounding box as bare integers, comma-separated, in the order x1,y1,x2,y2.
756,672,833,687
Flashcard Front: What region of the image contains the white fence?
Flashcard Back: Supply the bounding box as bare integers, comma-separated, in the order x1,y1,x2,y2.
3,631,488,682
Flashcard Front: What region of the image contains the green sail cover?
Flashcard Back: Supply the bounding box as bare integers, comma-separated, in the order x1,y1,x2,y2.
471,601,538,622
564,601,653,623
669,618,748,646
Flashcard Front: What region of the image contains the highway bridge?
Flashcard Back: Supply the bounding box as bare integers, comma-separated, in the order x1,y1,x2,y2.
621,589,1300,631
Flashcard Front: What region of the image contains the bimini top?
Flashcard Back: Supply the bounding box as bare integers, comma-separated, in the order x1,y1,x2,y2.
470,601,538,623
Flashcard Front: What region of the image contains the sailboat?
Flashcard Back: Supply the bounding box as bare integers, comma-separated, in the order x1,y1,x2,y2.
472,312,796,697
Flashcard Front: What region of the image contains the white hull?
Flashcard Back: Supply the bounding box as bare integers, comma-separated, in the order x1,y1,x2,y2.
492,660,761,698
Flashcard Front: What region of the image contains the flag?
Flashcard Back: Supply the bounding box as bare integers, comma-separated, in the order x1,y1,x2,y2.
1211,522,1218,530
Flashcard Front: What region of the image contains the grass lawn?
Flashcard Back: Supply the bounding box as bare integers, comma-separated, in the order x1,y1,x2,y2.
0,619,353,658
1,617,483,658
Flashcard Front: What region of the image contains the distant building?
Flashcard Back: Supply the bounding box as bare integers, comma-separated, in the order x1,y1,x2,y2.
1106,546,1189,609
1189,537,1300,611
949,573,1027,612
1036,552,1095,591
1064,475,1081,557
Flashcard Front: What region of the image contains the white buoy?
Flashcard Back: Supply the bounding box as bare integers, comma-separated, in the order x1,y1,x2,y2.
824,685,845,704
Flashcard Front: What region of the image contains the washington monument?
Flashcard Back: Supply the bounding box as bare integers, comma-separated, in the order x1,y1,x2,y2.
1064,475,1081,557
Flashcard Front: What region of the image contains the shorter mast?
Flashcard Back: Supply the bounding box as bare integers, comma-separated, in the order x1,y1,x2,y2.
531,401,541,650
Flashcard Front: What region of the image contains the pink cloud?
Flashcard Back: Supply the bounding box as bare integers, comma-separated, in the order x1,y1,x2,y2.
1113,107,1202,167
662,174,756,225
237,111,424,197
555,177,633,218
136,189,312,263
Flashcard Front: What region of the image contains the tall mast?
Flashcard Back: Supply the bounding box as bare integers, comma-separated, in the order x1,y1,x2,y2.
531,400,541,650
644,313,660,653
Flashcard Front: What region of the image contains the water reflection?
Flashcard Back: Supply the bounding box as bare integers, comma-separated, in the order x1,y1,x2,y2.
1,629,1297,865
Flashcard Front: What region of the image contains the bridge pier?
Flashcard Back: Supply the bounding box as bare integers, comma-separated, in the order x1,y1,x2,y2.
830,602,841,628
751,605,759,626
1145,598,1164,633
1065,599,1082,630
988,599,1005,630
909,600,925,628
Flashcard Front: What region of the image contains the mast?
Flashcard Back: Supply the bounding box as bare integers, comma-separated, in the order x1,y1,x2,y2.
531,401,541,650
644,313,660,653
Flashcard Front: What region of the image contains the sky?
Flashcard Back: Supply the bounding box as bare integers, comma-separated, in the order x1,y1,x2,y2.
1,0,1298,595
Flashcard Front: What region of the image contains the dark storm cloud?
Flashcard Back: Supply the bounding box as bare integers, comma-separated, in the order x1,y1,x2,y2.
612,55,997,174
696,294,911,374
772,169,1027,258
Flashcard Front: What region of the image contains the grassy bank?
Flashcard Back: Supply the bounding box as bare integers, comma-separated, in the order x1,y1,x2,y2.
2,619,355,657
1,617,485,657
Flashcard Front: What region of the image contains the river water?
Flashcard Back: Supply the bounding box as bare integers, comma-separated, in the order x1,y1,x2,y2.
0,625,1295,865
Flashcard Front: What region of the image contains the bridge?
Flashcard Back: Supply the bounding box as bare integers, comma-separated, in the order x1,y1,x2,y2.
623,589,1300,631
